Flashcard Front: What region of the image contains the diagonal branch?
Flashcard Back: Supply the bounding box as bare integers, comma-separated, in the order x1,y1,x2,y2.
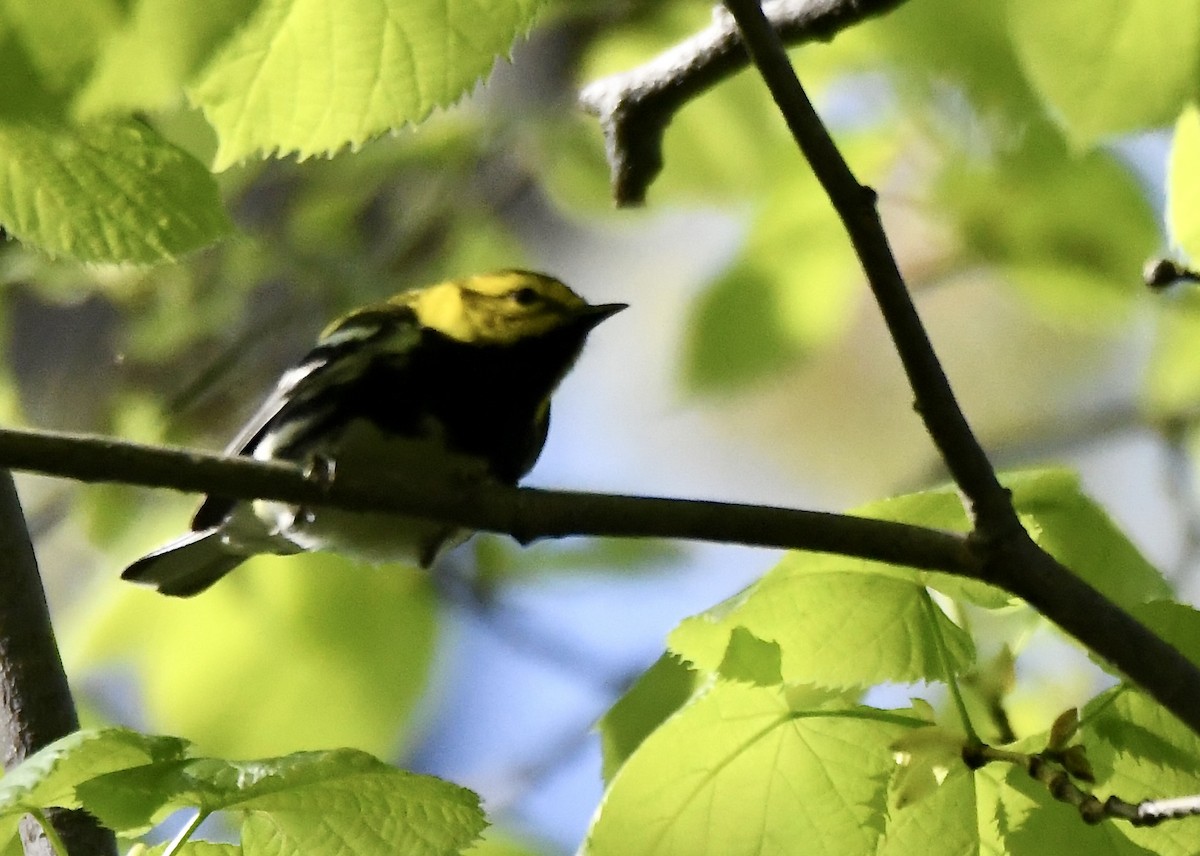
718,0,1200,737
720,0,1010,531
578,0,908,205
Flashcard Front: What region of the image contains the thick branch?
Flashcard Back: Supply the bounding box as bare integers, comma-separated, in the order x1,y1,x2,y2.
578,0,907,205
0,425,974,575
9,426,1200,733
0,472,116,856
718,0,1200,736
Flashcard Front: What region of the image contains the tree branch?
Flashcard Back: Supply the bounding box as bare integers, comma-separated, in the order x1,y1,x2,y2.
718,0,1200,736
720,0,1011,531
0,425,973,575
0,471,116,856
6,422,1200,736
578,0,908,205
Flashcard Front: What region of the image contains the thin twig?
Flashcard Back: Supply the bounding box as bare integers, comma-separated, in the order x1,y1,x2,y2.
968,741,1200,827
1144,258,1200,290
1136,794,1200,824
578,0,908,205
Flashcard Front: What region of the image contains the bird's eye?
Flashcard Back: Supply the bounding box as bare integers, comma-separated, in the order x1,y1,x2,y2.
512,286,541,307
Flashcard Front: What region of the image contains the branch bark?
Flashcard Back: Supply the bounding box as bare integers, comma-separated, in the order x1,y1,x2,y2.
0,471,116,856
578,0,908,205
720,0,1010,530
0,425,973,575
719,0,1200,735
0,422,1198,738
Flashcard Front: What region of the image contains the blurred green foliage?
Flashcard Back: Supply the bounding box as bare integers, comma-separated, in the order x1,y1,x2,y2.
3,0,1200,853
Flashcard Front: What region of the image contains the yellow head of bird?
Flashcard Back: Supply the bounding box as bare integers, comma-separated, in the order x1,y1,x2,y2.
398,271,626,345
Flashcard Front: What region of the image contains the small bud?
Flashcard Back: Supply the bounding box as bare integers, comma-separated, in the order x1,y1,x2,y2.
1048,708,1079,750
1061,745,1095,783
1144,258,1200,290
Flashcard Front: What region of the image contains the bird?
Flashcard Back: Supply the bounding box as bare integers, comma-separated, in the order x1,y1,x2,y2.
121,270,626,596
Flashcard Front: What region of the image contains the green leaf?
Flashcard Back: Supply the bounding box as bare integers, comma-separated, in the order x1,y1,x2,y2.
716,627,783,686
683,266,805,393
74,0,256,116
598,654,700,784
0,0,121,98
982,687,1196,855
0,728,188,811
665,475,1084,691
0,118,230,262
1145,288,1200,416
191,0,545,170
1008,0,1198,147
77,749,486,853
848,485,1011,609
1168,104,1200,262
0,728,189,853
668,560,975,690
682,133,894,392
937,129,1157,326
879,764,977,856
1080,689,1200,856
1129,600,1200,669
68,554,438,758
1005,470,1171,609
888,726,968,811
583,682,924,856
870,468,1169,610
990,764,1154,856
666,469,1164,692
864,0,1039,118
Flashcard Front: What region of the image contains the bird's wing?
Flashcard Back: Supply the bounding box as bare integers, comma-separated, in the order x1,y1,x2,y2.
192,305,421,529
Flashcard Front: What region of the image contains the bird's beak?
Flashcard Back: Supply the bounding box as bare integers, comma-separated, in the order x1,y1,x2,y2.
578,302,628,327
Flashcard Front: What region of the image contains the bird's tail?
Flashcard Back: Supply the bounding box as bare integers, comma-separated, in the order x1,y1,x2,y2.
121,529,247,597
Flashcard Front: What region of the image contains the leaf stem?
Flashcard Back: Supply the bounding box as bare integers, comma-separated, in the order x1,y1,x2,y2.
162,810,208,856
921,592,978,743
30,810,69,856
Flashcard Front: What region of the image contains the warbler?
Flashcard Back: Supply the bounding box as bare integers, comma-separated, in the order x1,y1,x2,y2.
122,270,626,596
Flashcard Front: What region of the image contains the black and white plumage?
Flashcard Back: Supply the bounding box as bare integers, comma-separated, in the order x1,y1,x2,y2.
122,271,625,596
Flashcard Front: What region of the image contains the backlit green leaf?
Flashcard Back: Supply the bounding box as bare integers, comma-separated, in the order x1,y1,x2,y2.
598,654,700,784
0,728,189,853
937,129,1156,327
1005,470,1171,609
78,748,486,853
0,118,229,262
69,554,437,758
0,0,121,98
191,0,545,170
1167,104,1200,262
1079,689,1200,856
584,682,924,856
1008,0,1198,147
668,559,975,690
75,0,256,116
